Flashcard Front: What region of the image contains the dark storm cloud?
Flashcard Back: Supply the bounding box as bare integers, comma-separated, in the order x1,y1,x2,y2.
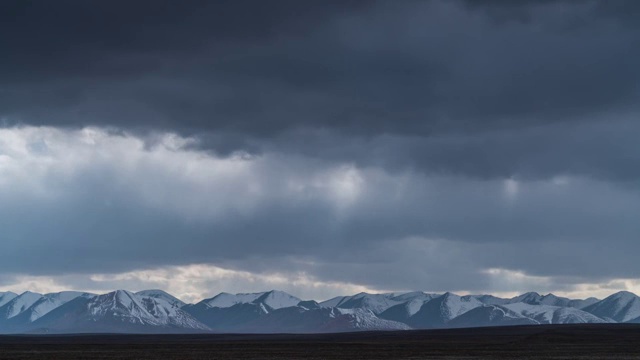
264,117,640,181
2,0,639,177
1,0,640,296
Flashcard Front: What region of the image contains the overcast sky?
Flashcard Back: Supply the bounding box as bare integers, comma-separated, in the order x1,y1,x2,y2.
1,0,639,303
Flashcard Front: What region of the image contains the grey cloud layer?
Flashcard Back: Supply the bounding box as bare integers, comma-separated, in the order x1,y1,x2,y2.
1,1,639,179
1,127,639,295
0,1,639,295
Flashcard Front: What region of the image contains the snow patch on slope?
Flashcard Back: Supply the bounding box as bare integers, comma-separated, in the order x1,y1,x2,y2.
20,291,88,322
582,291,640,323
408,292,482,328
136,289,185,308
448,305,539,328
0,292,43,319
202,292,263,308
505,303,607,324
0,292,18,308
320,292,430,314
329,308,411,331
254,290,302,310
32,290,209,333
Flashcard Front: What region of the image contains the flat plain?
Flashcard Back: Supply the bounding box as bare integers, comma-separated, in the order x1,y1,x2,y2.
0,324,639,359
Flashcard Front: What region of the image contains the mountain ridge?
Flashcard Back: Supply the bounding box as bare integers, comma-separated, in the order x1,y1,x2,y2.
0,289,636,334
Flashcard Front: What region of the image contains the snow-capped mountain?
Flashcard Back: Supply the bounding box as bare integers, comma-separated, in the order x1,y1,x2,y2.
254,290,302,310
183,302,268,331
508,292,549,305
582,291,640,323
0,292,17,308
504,303,607,324
319,295,347,308
0,291,44,332
407,292,483,329
320,292,436,315
379,298,428,323
136,289,186,308
297,300,321,310
447,305,539,328
30,290,209,333
320,293,402,314
0,288,637,334
199,290,301,310
390,291,438,303
571,297,600,309
465,294,510,305
0,291,44,321
3,291,90,331
200,292,263,308
322,308,411,332
507,292,598,309
240,305,410,333
182,290,302,331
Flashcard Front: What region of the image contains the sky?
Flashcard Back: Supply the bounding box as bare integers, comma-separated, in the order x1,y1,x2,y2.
1,0,639,303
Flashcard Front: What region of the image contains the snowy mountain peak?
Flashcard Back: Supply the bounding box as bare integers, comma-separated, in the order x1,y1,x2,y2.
507,292,599,309
297,300,321,310
323,292,407,314
136,289,186,308
31,290,209,333
510,292,543,304
438,292,482,318
404,299,427,315
331,308,412,331
582,291,640,323
609,290,638,300
15,291,88,323
466,294,509,305
112,290,137,302
390,291,427,300
390,292,438,306
448,304,539,328
253,290,301,310
197,290,300,311
0,292,18,308
319,296,349,308
505,303,601,324
201,292,262,308
0,289,637,333
101,290,141,312
378,298,429,323
406,292,482,329
0,291,44,320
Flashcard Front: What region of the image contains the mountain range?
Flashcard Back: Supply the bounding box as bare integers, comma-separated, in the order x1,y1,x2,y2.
0,289,639,334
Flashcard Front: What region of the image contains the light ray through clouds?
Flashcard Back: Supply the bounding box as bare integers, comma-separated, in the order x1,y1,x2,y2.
0,126,639,299
1,0,640,300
